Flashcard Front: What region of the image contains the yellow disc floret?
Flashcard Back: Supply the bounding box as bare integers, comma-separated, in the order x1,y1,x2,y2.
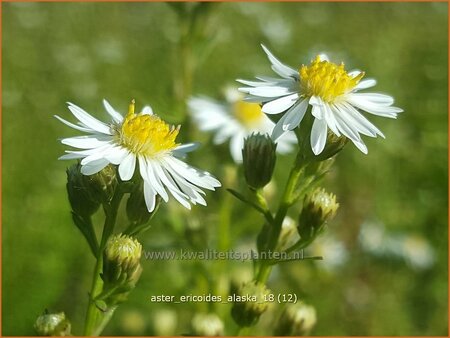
233,100,264,128
119,100,179,157
300,56,364,103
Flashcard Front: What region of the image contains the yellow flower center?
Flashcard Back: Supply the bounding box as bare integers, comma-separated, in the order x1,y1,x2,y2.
119,100,179,157
233,100,264,128
300,56,364,102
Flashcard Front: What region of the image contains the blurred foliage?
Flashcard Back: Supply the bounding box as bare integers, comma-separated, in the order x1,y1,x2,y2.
2,2,447,336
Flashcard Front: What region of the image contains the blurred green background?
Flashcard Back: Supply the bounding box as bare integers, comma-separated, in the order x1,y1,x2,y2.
2,2,448,336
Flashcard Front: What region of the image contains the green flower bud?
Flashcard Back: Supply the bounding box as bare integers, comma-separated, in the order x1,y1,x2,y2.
242,133,277,190
276,216,300,252
191,313,224,336
298,188,339,241
126,182,160,226
315,131,348,161
34,311,71,336
102,234,143,304
66,163,100,217
66,162,117,217
85,163,117,203
274,303,317,336
231,281,271,327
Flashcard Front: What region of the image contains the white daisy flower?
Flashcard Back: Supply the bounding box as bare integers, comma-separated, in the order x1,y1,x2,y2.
56,99,221,212
238,45,403,155
188,90,296,163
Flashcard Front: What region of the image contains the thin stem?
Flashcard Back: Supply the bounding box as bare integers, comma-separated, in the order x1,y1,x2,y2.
253,188,274,223
83,189,124,336
83,252,104,336
92,306,118,336
255,158,306,284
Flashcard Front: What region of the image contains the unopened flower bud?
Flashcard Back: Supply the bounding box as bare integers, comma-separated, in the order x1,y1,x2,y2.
298,188,338,241
66,163,117,217
231,281,271,327
127,182,160,225
102,234,143,304
191,313,224,336
242,133,277,189
274,303,317,336
276,217,300,252
315,131,348,161
66,163,100,217
85,163,117,202
34,311,71,336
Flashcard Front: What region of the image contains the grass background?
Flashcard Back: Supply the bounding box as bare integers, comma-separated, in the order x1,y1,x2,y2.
2,2,448,336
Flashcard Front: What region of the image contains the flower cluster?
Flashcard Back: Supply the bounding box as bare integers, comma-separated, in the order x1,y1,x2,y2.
53,39,403,337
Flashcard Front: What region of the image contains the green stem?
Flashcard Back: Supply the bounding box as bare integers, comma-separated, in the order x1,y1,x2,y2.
83,252,104,336
255,158,306,284
83,190,124,336
92,306,118,336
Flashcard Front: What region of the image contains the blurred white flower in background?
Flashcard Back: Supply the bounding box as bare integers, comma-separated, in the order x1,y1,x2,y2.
359,221,435,270
309,235,349,272
188,88,296,163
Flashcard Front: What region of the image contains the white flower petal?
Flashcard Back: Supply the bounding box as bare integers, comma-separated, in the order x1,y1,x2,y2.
311,118,328,155
103,99,123,123
151,161,186,197
80,153,106,166
59,146,110,160
352,139,368,154
188,97,230,131
271,98,308,141
163,157,220,190
261,44,299,79
262,93,298,114
353,79,377,91
240,86,294,98
310,96,326,120
61,135,112,149
72,144,113,165
159,165,192,209
256,75,293,83
318,54,329,62
330,105,363,142
338,102,385,138
143,182,157,212
348,70,362,77
172,143,200,159
80,158,110,175
142,106,153,115
144,158,169,202
242,95,273,103
322,103,341,137
346,95,403,118
67,102,112,135
236,79,272,87
349,93,395,106
54,115,93,133
229,133,245,163
103,146,129,165
59,153,86,160
212,122,240,144
166,169,207,206
118,152,136,181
